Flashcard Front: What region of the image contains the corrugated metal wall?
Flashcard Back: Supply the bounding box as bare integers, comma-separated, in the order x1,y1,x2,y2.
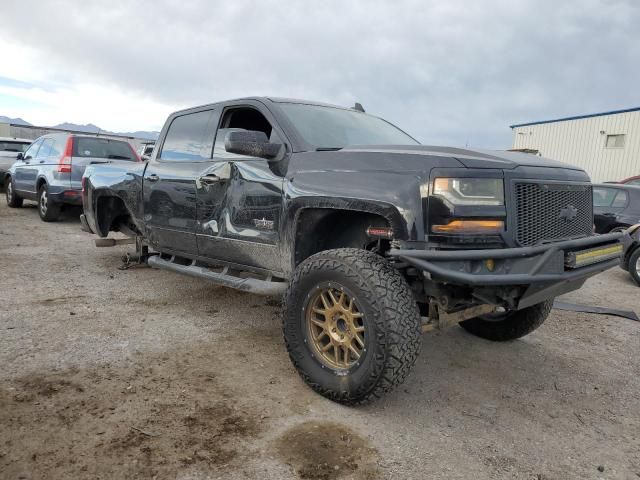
0,122,148,150
511,110,640,182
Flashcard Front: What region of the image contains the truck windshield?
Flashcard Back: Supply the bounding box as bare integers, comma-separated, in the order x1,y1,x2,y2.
278,103,419,149
73,137,137,161
0,141,30,153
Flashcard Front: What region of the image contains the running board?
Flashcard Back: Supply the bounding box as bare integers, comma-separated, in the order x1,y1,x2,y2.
147,255,287,296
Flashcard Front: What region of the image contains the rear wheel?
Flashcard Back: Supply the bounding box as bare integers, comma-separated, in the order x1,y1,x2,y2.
5,177,23,208
628,248,640,287
459,300,553,341
38,184,61,222
282,248,422,405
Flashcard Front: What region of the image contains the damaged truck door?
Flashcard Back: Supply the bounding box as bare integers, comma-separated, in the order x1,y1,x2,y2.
195,103,286,274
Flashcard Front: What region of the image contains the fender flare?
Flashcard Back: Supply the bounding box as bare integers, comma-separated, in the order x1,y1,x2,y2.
285,196,410,241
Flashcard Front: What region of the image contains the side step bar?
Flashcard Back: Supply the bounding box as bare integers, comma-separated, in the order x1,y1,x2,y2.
147,255,287,296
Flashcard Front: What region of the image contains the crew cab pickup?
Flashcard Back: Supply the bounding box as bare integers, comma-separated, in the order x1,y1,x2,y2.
80,97,633,404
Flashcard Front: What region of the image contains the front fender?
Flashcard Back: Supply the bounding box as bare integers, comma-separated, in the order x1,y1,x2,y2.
282,170,423,241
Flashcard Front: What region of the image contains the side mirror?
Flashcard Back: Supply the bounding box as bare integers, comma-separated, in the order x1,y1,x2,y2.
16,152,23,160
225,130,282,160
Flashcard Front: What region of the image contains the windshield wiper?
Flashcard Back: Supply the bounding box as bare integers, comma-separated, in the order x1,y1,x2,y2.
315,147,343,151
106,155,133,160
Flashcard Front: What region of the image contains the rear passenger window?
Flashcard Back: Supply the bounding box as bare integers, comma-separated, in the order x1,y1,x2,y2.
36,139,55,158
160,110,217,161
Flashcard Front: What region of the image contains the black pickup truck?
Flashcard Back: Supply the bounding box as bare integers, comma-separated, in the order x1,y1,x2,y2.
81,97,632,404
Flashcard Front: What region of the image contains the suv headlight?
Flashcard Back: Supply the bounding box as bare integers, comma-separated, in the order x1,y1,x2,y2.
432,178,504,206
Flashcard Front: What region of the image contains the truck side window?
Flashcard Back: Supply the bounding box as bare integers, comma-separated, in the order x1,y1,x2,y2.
213,107,280,159
159,110,216,161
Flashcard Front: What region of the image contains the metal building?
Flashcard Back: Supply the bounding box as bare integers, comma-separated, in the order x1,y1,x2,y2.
510,107,640,182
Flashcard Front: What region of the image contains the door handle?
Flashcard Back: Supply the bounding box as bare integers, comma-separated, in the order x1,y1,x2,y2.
146,174,160,182
199,174,221,185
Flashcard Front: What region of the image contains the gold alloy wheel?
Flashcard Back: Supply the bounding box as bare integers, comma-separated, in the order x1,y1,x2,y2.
306,286,366,369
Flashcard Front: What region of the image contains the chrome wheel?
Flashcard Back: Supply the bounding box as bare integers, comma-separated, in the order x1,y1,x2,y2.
306,285,365,370
40,188,48,215
6,181,12,202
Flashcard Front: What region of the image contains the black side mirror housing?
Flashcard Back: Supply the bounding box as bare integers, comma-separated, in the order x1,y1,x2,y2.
16,152,24,160
225,130,282,160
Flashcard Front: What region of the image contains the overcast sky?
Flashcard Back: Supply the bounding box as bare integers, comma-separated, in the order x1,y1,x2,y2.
1,0,638,147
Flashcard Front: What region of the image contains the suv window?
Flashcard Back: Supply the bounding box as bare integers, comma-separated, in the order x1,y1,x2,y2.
36,138,55,158
0,141,30,153
160,110,217,161
73,137,137,161
23,138,43,160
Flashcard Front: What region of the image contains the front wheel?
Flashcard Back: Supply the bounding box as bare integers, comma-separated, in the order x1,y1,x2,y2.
5,177,23,208
459,300,553,341
38,184,61,222
628,248,640,287
282,248,422,405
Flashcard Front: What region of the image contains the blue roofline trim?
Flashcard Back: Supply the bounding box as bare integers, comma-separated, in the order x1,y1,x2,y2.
510,106,640,129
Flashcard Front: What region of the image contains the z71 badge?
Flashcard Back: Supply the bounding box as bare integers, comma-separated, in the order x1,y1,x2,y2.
253,218,275,230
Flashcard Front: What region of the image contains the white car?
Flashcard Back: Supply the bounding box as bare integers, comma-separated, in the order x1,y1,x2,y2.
0,136,32,184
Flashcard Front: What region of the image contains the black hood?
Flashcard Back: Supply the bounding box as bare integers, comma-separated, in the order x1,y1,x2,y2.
342,145,583,171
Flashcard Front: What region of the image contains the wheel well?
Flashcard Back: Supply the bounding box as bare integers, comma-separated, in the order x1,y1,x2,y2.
36,177,47,191
96,195,138,237
293,208,390,266
624,242,640,266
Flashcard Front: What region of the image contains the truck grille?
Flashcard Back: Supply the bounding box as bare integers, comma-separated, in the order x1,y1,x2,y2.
514,182,593,246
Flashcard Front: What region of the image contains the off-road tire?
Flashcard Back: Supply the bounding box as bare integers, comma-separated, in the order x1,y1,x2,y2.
282,248,422,405
628,247,640,287
5,177,23,208
459,300,553,341
38,184,61,222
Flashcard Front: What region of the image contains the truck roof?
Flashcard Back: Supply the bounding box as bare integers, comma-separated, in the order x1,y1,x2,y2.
171,96,355,116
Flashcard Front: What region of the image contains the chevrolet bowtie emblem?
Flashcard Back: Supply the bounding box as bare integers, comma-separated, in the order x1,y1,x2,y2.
559,205,578,223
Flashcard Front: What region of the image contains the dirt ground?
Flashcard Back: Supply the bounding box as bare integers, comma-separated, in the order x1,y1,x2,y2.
1,198,639,480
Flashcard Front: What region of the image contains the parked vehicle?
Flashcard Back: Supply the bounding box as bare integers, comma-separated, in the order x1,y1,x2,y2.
593,183,640,233
0,137,31,185
4,133,140,221
80,97,632,404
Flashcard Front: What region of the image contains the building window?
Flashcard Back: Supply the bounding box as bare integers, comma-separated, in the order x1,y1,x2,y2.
605,134,625,148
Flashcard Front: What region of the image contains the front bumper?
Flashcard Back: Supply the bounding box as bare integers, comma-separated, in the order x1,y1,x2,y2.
390,231,633,309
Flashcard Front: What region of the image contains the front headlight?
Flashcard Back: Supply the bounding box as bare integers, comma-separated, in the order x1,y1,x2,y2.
432,177,504,206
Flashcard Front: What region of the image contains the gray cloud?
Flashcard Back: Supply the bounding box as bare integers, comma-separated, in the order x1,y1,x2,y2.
2,0,639,147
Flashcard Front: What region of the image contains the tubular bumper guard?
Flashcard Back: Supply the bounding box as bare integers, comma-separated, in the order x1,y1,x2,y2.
389,230,636,287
